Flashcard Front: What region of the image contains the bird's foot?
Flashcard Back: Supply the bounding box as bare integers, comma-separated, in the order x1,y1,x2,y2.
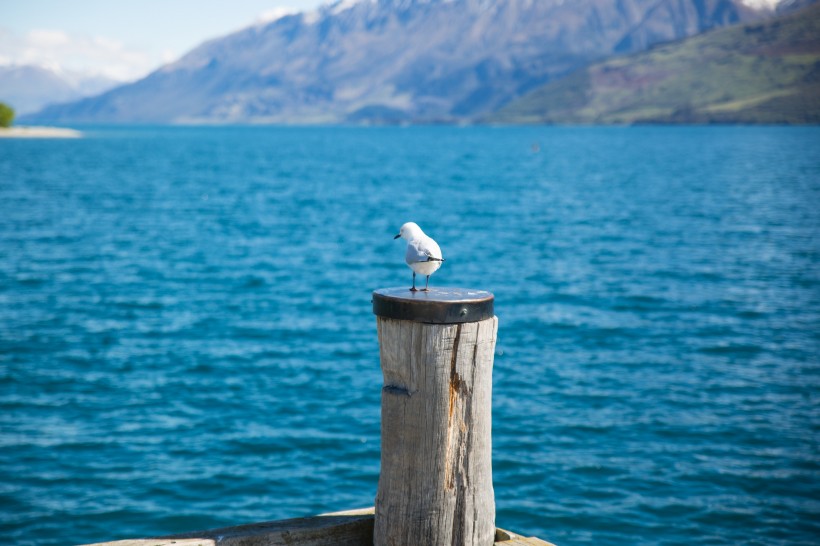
409,287,418,292
421,288,430,292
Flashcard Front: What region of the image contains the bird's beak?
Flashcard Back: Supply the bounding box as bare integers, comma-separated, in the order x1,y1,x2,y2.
394,233,401,239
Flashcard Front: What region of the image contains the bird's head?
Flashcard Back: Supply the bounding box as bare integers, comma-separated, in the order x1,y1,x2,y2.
394,222,423,240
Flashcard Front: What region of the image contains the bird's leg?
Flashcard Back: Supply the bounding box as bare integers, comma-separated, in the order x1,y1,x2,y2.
422,275,430,291
410,272,418,292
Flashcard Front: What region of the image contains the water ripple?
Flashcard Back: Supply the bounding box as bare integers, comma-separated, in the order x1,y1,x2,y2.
1,126,819,546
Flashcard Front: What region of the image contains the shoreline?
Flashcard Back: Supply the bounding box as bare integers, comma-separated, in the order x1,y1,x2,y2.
0,126,82,138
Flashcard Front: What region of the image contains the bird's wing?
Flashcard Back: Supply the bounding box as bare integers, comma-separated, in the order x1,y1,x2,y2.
405,240,428,264
406,237,443,264
421,236,443,260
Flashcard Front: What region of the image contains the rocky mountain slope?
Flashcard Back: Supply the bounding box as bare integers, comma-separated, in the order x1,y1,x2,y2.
24,0,782,124
489,2,820,124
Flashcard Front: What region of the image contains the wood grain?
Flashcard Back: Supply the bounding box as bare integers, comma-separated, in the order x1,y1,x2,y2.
374,315,498,546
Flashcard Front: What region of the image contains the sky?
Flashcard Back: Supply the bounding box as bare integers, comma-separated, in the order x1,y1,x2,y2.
0,0,327,81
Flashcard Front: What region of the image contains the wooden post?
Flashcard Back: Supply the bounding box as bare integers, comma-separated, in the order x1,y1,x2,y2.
372,287,497,546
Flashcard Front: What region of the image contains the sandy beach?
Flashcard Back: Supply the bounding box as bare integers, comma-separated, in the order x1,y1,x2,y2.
0,126,82,138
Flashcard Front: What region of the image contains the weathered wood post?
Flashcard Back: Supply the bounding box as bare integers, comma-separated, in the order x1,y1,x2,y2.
372,287,497,546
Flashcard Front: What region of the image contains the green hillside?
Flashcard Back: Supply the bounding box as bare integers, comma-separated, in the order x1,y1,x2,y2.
490,3,820,124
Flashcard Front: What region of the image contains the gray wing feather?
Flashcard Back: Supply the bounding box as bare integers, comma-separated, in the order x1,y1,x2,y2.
406,237,443,264
406,241,428,264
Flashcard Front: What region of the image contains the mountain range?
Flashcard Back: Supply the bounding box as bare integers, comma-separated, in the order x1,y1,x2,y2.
490,1,820,123
20,0,812,125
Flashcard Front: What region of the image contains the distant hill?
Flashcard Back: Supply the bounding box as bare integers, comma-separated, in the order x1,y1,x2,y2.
489,2,820,124
22,0,781,125
0,65,118,115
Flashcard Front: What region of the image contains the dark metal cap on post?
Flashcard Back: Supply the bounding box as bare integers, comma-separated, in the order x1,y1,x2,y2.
372,287,494,324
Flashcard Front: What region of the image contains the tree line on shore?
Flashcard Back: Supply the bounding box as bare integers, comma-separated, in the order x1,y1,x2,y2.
0,102,15,127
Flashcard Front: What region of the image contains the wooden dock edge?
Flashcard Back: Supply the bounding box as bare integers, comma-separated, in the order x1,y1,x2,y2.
81,507,555,546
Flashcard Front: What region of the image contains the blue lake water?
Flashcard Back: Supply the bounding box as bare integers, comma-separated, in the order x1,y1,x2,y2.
1,126,819,546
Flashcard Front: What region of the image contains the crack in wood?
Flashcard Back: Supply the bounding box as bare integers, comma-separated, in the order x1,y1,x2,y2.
448,323,463,422
383,385,412,396
445,323,463,491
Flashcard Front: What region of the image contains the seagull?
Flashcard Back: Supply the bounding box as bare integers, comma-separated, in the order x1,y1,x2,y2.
394,222,445,292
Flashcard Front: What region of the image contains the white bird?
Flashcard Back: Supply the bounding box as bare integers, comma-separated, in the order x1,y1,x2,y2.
394,222,445,292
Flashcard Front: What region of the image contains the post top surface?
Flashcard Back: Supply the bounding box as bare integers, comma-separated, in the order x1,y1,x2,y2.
372,287,494,324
